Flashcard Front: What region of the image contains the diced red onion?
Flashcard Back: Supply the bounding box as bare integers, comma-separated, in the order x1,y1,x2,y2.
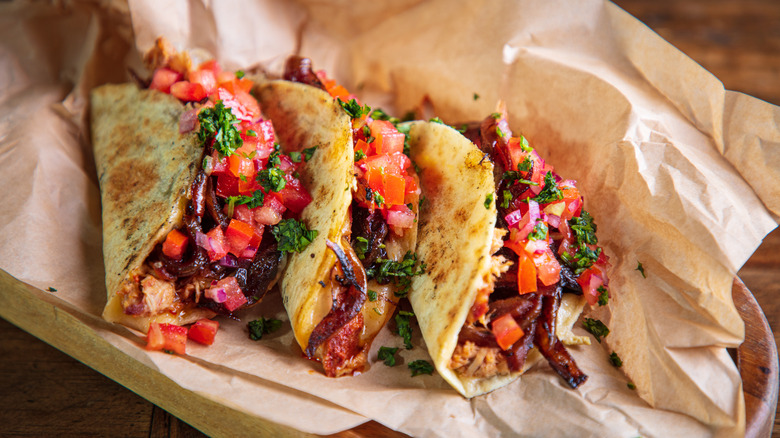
219,254,239,268
387,209,415,228
524,239,547,255
504,209,524,228
179,108,199,133
195,231,209,249
206,287,227,303
568,197,581,213
547,213,561,228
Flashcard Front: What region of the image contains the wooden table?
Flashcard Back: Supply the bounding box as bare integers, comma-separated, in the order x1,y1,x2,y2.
1,1,779,436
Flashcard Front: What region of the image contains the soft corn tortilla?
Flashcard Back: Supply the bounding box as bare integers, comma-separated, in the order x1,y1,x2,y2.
406,121,586,398
256,80,355,350
91,83,214,332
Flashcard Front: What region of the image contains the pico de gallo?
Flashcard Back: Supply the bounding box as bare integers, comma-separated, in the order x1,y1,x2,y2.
283,56,424,377
122,39,317,352
452,109,611,388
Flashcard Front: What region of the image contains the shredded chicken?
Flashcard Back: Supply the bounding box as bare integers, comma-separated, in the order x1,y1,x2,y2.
451,341,511,378
143,37,192,75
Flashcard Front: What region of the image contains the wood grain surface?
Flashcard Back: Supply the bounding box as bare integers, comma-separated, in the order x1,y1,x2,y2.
1,1,779,437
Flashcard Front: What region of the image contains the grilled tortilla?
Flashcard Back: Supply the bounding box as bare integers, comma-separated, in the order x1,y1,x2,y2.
258,80,420,376
92,83,215,332
406,121,587,398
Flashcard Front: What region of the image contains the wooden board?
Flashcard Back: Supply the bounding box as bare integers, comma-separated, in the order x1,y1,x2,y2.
0,268,776,437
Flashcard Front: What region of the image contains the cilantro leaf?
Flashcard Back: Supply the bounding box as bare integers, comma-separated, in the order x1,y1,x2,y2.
367,290,378,301
636,261,646,278
532,171,564,204
395,310,415,350
408,360,434,377
370,108,400,125
484,193,493,209
271,219,318,254
366,252,426,298
627,382,636,390
198,101,243,157
597,286,609,306
354,236,369,260
429,117,444,125
235,70,245,79
378,346,399,366
226,189,265,212
609,352,623,367
473,92,480,101
583,318,610,343
562,211,601,274
355,150,366,162
501,190,512,209
302,146,318,161
257,167,286,193
339,98,371,119
374,192,385,206
248,317,282,341
46,286,57,292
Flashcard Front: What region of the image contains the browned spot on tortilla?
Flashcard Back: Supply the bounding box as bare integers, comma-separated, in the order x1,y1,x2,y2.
105,159,159,209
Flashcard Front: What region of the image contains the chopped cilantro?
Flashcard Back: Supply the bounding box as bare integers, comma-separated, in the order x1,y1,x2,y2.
597,286,609,306
46,287,57,292
583,318,610,343
517,155,532,172
239,174,248,182
367,290,378,302
374,192,385,206
271,219,318,254
246,129,257,137
429,117,444,125
562,211,601,274
198,101,243,157
366,252,426,298
518,135,532,152
627,382,636,390
484,193,493,209
378,346,399,366
354,236,369,260
257,167,286,193
527,220,548,241
395,310,415,350
609,352,623,367
370,108,400,125
473,92,480,100
226,189,265,210
289,151,302,163
418,196,426,209
248,317,282,341
302,146,317,161
532,171,564,204
456,124,468,133
490,112,502,119
339,98,371,119
636,261,646,278
496,126,506,138
235,70,245,79
395,123,412,156
408,360,434,376
501,190,512,209
355,150,367,162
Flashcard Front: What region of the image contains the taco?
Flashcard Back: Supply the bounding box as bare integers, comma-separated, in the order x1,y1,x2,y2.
405,110,609,397
92,39,317,334
256,57,423,377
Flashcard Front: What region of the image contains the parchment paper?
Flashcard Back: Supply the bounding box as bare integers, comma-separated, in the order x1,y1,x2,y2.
1,0,779,436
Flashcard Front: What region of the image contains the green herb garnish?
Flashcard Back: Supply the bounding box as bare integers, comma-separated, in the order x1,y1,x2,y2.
354,236,369,260
627,382,636,390
473,92,480,100
198,101,243,157
532,171,564,204
367,290,378,302
527,220,548,241
378,346,399,366
484,193,493,209
408,360,434,376
271,219,318,254
371,108,400,125
636,261,646,278
395,310,415,350
46,287,57,292
257,167,286,193
609,352,623,367
235,70,245,79
366,252,426,298
583,318,610,343
429,117,444,125
248,317,282,341
355,150,367,162
597,286,609,306
339,98,371,119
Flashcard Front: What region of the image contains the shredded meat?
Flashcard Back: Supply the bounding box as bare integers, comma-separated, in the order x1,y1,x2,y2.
451,341,510,378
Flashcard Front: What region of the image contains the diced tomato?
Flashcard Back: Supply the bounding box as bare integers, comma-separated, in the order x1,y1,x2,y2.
216,174,240,198
225,219,256,256
188,319,219,346
146,322,187,355
276,178,312,213
188,69,217,95
577,268,604,306
240,227,263,259
149,68,181,93
253,194,286,225
369,120,404,154
355,139,372,157
205,226,229,261
531,247,561,286
233,204,253,223
516,250,538,294
388,153,411,171
170,81,207,102
217,277,247,312
162,229,189,260
491,314,524,350
382,173,406,206
198,59,222,76
227,154,255,179
217,88,259,122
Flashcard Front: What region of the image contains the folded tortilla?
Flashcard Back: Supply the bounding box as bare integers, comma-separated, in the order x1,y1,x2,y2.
406,121,587,398
91,83,215,332
258,80,419,376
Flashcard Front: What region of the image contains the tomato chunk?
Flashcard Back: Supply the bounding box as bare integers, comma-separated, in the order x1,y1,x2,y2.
162,229,188,260
146,322,187,355
491,314,524,350
170,81,207,102
219,277,247,312
188,319,219,346
149,68,182,93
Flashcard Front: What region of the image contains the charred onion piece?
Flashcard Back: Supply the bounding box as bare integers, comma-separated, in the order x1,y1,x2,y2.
534,292,588,388
243,244,282,306
351,204,388,267
190,171,208,217
305,239,369,358
283,56,326,90
205,177,229,228
480,113,514,174
153,245,208,277
503,294,542,371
